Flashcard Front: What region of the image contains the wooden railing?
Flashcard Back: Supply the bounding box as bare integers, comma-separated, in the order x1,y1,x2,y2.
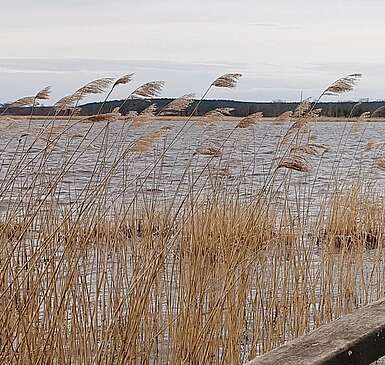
246,298,385,365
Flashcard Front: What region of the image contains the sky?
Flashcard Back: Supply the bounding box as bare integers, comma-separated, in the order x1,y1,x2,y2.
1,0,385,104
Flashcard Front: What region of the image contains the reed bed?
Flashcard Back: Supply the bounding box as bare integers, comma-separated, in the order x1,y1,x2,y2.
1,72,385,364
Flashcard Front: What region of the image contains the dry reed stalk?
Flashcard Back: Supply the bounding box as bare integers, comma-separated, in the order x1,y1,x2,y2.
3,68,385,365
9,96,36,108
371,106,385,117
283,119,309,141
319,187,383,251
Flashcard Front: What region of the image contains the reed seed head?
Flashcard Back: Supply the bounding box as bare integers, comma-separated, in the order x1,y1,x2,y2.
9,96,36,108
113,73,134,88
35,86,51,101
211,73,242,88
194,146,223,157
81,109,121,123
132,81,165,99
237,112,263,128
323,73,362,96
277,157,312,172
159,94,195,115
74,77,115,100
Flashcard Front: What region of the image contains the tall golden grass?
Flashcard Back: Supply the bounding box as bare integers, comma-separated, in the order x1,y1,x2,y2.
1,72,385,364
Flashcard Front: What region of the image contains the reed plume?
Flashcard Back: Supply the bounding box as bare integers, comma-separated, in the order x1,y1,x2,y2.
113,73,134,88
374,157,385,170
283,119,309,141
293,99,311,117
75,78,114,98
9,96,36,108
194,146,223,157
131,104,157,127
211,73,242,88
277,157,312,172
321,74,362,97
98,74,134,114
132,81,165,99
81,107,121,123
276,111,293,122
291,143,329,156
35,86,51,101
130,128,167,152
366,140,383,151
54,94,79,111
158,94,195,115
237,112,263,128
203,107,235,123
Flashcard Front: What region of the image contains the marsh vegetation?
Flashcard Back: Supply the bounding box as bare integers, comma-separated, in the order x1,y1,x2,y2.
1,73,385,364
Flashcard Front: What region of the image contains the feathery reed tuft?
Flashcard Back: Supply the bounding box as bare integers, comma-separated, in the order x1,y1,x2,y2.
211,73,242,88
131,104,157,126
81,108,121,123
293,99,311,117
237,112,263,128
277,157,312,172
195,146,223,157
374,157,385,171
130,128,168,152
113,73,134,88
132,81,165,98
322,73,362,96
9,96,36,108
276,110,293,122
35,86,51,101
158,94,195,115
74,77,115,100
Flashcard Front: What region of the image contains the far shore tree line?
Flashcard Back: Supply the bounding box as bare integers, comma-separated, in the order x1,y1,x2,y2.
1,99,385,118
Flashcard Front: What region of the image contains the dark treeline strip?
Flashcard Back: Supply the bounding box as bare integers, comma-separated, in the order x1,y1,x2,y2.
2,99,385,118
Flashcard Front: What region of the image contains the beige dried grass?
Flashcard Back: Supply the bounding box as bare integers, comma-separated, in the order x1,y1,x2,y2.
237,112,263,128
211,73,242,88
158,94,195,115
277,157,311,172
132,81,165,98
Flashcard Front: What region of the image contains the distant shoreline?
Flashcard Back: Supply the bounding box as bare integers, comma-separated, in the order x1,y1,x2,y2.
2,115,385,123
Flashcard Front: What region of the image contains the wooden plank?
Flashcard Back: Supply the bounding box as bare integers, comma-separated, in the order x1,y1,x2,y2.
246,298,385,365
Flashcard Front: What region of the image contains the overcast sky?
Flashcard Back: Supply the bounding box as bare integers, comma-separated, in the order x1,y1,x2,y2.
1,0,384,104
